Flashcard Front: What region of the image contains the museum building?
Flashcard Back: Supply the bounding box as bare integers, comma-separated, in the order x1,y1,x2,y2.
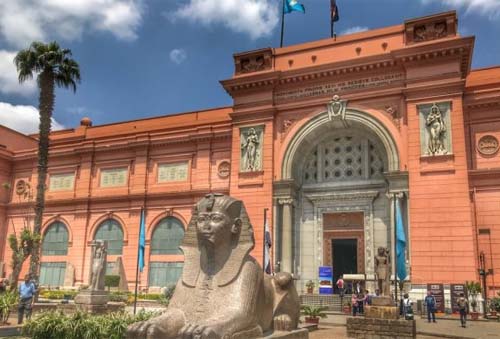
0,11,499,297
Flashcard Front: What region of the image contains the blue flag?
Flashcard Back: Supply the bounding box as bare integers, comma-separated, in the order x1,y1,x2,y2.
284,0,305,14
396,199,407,281
138,208,146,272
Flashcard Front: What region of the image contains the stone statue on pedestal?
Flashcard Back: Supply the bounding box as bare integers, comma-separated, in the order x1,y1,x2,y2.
375,247,391,297
89,240,107,291
127,193,306,339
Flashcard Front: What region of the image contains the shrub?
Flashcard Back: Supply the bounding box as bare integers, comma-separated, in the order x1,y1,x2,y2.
0,291,18,323
39,290,78,300
300,305,328,319
22,309,159,339
104,275,120,291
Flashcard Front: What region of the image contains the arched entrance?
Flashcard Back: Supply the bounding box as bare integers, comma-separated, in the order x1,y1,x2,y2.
274,108,407,291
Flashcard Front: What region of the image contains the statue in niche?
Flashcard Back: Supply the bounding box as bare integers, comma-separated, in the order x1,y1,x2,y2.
426,103,448,156
241,128,260,171
127,193,302,339
89,240,107,291
375,247,391,297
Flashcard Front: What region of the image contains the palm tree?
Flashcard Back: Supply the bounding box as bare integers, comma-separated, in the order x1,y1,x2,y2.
14,41,80,283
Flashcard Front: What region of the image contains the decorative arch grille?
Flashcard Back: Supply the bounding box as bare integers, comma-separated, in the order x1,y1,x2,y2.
94,219,124,255
42,222,69,256
150,217,185,255
304,135,385,184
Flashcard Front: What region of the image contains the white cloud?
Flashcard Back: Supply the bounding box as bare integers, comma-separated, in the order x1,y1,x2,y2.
0,0,144,48
341,26,369,35
172,0,280,39
0,50,37,96
169,49,187,64
422,0,500,19
0,102,65,134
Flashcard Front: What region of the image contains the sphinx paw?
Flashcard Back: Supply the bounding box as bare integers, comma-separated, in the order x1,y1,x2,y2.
273,314,292,331
126,319,167,339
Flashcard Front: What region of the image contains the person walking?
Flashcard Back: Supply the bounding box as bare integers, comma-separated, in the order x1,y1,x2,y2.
17,274,36,324
336,276,345,297
424,291,437,323
457,293,469,328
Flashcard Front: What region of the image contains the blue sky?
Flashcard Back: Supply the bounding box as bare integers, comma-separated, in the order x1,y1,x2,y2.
0,0,499,134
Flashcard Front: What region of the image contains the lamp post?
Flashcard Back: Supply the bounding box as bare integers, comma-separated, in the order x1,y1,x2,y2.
479,251,489,318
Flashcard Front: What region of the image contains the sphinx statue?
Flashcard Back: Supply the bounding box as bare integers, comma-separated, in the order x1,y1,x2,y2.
127,193,305,339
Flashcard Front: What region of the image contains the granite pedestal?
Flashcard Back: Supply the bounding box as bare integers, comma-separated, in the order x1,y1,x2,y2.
74,290,110,314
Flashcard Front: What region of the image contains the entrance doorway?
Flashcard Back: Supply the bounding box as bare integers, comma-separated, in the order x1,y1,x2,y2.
332,239,358,282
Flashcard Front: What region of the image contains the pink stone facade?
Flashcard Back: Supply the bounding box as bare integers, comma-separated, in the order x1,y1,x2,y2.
0,11,499,297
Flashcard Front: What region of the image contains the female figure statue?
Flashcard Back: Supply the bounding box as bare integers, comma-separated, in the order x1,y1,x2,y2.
426,104,447,155
89,240,107,291
242,128,260,171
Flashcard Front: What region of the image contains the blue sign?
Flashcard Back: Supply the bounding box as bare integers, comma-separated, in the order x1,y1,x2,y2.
319,266,333,294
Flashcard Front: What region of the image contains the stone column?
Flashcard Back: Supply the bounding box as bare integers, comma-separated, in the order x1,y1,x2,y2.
279,198,294,274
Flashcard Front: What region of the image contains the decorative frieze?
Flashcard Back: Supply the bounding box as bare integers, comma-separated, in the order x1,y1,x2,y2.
477,135,499,156
49,173,75,191
418,102,452,157
240,125,264,172
158,162,189,183
100,168,127,187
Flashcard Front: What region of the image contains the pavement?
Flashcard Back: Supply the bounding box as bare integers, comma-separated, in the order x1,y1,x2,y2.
310,313,500,339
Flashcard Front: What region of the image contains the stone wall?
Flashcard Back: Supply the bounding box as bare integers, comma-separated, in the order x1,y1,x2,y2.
346,317,416,339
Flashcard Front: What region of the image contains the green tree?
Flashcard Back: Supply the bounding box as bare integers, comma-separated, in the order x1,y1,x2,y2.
14,41,80,282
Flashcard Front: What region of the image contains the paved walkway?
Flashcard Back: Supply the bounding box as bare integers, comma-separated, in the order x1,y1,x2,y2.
313,313,500,339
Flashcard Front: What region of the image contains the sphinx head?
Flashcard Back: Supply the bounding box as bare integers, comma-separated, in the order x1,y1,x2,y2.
195,193,243,247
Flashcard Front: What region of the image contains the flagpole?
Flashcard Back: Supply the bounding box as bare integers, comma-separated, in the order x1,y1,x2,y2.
280,0,285,47
263,208,268,272
393,194,398,308
133,207,143,315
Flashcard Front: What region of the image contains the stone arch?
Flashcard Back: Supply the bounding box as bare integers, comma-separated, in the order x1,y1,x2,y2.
89,213,128,244
149,216,185,255
282,108,400,180
147,211,187,241
42,216,73,246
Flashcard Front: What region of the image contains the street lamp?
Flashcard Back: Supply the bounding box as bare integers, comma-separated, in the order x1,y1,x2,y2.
479,251,489,318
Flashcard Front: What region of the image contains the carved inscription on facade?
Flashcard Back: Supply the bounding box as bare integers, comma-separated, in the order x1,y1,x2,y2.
158,162,189,183
275,73,404,103
100,168,127,187
240,126,264,172
478,135,499,156
49,173,75,191
418,102,452,156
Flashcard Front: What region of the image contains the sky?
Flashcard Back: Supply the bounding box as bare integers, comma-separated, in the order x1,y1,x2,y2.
0,0,500,134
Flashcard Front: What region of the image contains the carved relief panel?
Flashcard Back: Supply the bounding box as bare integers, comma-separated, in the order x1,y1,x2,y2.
240,125,264,172
418,102,452,156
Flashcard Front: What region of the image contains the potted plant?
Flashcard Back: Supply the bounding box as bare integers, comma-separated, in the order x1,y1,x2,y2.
305,280,315,294
301,305,328,324
489,293,500,317
465,281,481,320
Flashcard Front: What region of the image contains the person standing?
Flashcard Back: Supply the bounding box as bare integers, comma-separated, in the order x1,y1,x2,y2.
18,274,36,324
351,293,358,316
457,293,469,328
424,291,437,323
336,276,345,297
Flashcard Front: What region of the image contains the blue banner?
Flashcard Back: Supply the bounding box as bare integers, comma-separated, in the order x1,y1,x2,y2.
319,266,333,294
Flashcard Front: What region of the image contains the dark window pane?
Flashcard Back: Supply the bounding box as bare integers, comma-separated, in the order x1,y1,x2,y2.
151,218,185,255
42,222,69,256
95,219,124,255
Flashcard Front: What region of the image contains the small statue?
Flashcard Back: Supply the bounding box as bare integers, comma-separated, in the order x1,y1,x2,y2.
242,128,260,171
127,193,301,339
375,247,391,297
89,240,107,291
426,104,447,156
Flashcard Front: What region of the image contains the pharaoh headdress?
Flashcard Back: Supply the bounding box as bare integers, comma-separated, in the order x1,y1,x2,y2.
180,193,255,287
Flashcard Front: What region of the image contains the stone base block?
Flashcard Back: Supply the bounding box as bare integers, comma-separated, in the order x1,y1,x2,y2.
74,290,109,305
364,306,399,320
371,297,393,307
347,317,416,339
263,328,309,339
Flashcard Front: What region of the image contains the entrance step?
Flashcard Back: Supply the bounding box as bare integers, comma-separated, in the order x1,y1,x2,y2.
300,294,351,312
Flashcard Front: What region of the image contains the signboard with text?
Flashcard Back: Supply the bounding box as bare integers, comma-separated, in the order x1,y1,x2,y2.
427,283,445,313
319,266,333,295
450,284,467,314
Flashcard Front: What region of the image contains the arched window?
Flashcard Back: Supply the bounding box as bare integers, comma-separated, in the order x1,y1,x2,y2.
94,219,124,255
42,222,69,256
150,217,184,255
